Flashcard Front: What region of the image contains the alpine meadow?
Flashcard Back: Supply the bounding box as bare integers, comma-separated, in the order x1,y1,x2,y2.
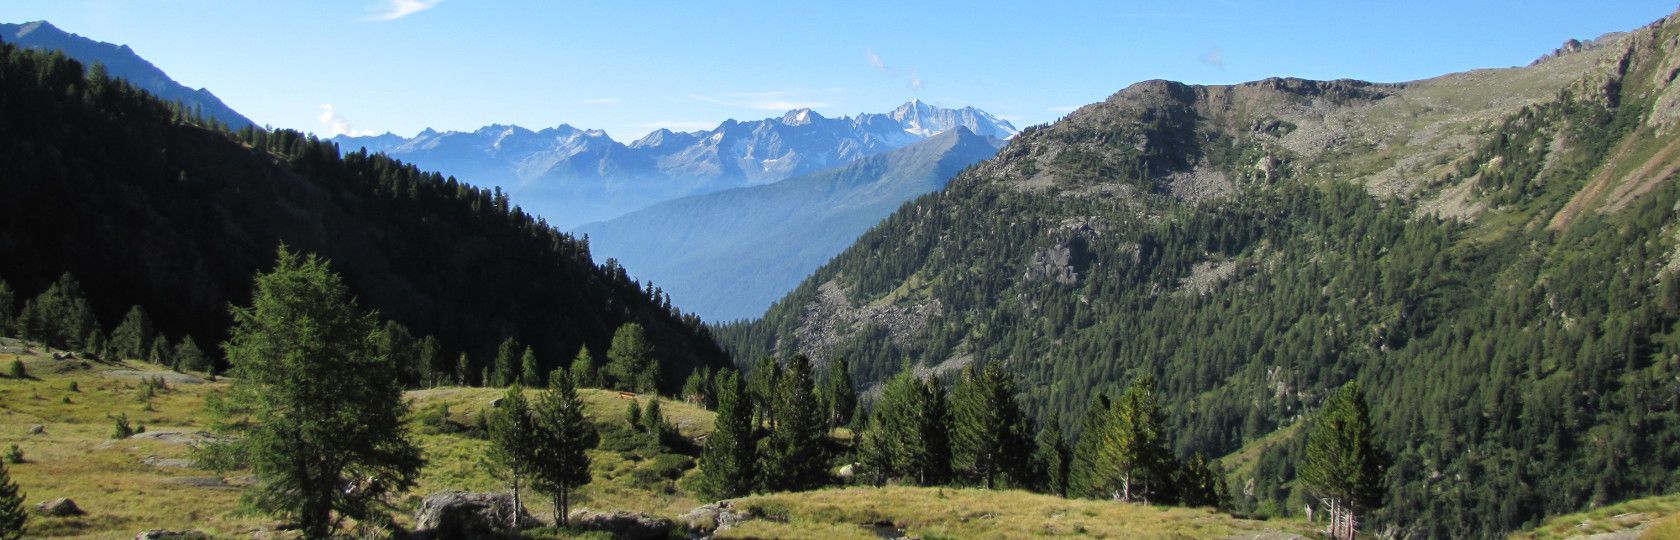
3,2,1680,540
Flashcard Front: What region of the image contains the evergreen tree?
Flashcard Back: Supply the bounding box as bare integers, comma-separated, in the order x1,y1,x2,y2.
1106,375,1176,503
520,346,542,387
379,321,419,387
569,345,598,387
486,384,536,529
0,459,24,540
148,336,173,367
762,354,827,491
626,399,642,428
1300,382,1388,539
824,357,856,430
1178,452,1226,509
0,280,14,337
606,323,657,392
83,328,108,359
109,305,153,361
951,364,1034,489
1068,393,1113,499
530,367,594,526
747,355,781,428
20,273,97,349
682,367,713,408
919,376,953,486
175,337,207,373
418,335,442,387
493,338,521,387
455,352,471,386
858,370,951,486
642,397,667,451
200,247,422,538
1035,413,1070,497
697,369,757,499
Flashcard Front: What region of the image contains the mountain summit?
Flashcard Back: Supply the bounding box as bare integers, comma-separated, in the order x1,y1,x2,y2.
332,101,1017,227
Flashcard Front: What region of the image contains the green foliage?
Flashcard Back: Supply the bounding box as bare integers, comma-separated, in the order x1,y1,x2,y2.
520,346,542,387
858,370,951,486
697,369,757,500
1034,414,1070,497
1177,453,1226,509
493,338,520,388
18,273,97,350
7,360,23,379
111,412,136,439
378,321,419,388
642,398,669,452
823,357,857,430
0,459,25,540
486,384,537,528
682,367,713,409
108,305,153,362
200,247,422,538
570,345,599,388
529,367,595,525
626,399,642,428
747,355,782,429
762,355,827,491
174,337,207,373
3,444,21,465
607,323,658,392
950,364,1035,489
146,336,172,367
1300,382,1387,513
418,335,443,388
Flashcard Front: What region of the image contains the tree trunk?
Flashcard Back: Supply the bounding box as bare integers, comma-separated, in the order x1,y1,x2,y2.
510,475,522,529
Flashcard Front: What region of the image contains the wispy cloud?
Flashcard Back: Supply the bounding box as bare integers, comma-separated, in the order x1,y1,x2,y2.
369,0,441,21
318,104,376,137
582,98,622,105
694,90,833,112
1201,47,1225,68
866,48,925,93
638,120,717,131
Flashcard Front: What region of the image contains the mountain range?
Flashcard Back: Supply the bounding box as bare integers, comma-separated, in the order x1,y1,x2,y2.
0,20,253,130
333,100,1018,227
577,126,1006,321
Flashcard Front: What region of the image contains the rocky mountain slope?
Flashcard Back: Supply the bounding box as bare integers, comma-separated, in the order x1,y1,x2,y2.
0,20,253,129
577,127,1005,322
333,101,1017,227
719,11,1680,537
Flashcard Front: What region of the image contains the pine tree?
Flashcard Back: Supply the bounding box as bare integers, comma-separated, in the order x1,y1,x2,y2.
1300,382,1388,540
1035,413,1070,497
570,345,597,387
858,370,951,486
762,354,827,491
455,352,471,386
682,367,713,408
175,337,207,373
747,355,781,428
148,336,173,368
697,369,757,499
418,335,442,387
109,305,153,360
606,323,656,392
486,384,536,529
530,367,594,526
825,357,856,430
200,247,422,538
951,365,1034,489
0,459,24,540
520,346,542,387
0,280,15,338
493,338,521,387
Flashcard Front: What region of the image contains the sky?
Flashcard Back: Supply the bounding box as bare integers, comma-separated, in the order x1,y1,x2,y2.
5,1,1677,141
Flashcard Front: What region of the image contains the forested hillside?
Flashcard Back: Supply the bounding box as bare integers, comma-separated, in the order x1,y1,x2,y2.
720,12,1680,537
0,42,728,390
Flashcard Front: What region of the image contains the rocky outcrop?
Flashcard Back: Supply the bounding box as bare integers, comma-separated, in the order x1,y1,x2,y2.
568,509,675,540
411,491,532,539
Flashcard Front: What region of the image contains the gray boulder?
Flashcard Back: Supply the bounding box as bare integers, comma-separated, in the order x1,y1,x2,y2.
411,491,533,539
569,508,674,540
37,497,85,516
679,501,755,535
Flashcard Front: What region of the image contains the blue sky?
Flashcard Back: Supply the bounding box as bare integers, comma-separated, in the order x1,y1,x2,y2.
6,1,1675,141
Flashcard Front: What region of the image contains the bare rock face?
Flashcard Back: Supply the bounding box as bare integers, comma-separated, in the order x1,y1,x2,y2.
37,497,85,516
568,509,675,540
411,491,533,539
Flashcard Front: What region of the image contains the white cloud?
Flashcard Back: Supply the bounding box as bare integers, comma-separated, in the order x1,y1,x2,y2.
1202,47,1225,68
370,0,442,21
867,48,925,92
582,98,622,105
318,104,376,137
867,49,891,73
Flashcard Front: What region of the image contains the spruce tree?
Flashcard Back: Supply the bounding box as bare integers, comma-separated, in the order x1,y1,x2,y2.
486,384,536,529
175,337,207,373
1300,381,1388,539
109,305,153,360
0,280,15,338
520,346,542,387
570,345,597,387
493,338,521,387
697,369,757,499
530,367,594,526
606,323,656,392
200,247,422,538
1035,413,1070,497
825,357,856,430
0,459,24,540
762,354,827,491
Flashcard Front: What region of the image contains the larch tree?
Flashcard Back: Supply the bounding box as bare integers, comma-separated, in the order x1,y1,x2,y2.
1299,381,1388,540
200,247,422,538
570,345,598,387
493,338,521,387
486,384,537,529
696,369,757,499
530,367,594,526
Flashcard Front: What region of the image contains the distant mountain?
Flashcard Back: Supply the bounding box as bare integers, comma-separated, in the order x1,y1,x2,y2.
1,20,254,129
577,127,1005,321
333,100,1017,228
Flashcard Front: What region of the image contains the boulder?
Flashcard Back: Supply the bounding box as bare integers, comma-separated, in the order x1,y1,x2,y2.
679,501,754,535
27,424,44,434
37,497,85,516
411,491,533,538
569,508,675,540
135,530,210,540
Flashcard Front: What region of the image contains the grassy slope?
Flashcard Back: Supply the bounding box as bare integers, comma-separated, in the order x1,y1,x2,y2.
0,338,714,538
1512,492,1680,540
719,486,1317,539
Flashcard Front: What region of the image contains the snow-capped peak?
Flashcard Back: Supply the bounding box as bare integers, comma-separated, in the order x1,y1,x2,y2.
780,108,823,126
